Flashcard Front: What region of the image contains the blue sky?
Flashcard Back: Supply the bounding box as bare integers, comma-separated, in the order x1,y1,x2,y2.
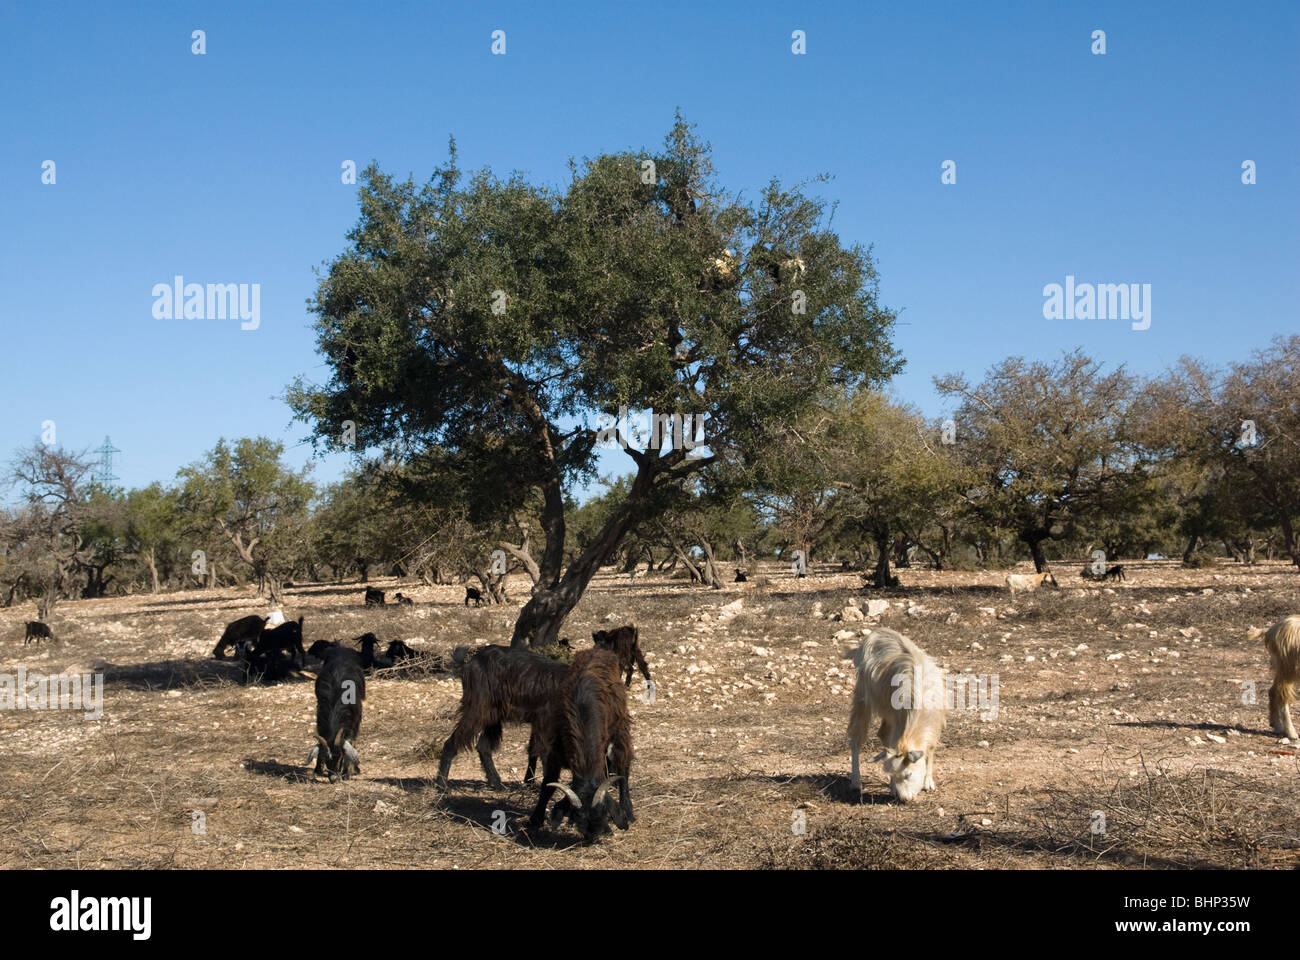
2,0,1296,503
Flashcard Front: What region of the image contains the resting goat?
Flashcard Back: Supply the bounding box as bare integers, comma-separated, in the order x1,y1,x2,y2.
306,646,365,782
385,639,417,662
528,648,634,842
435,644,568,791
394,592,415,606
848,628,945,803
591,625,654,703
307,639,337,661
464,586,483,607
24,621,54,645
356,632,393,671
363,585,385,606
213,615,267,659
1247,616,1300,741
734,569,748,583
1005,571,1058,595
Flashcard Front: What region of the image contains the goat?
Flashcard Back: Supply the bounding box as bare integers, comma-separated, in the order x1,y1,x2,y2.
435,644,569,791
527,648,634,842
251,616,306,667
848,628,946,803
1005,571,1058,595
385,639,417,661
591,625,654,703
24,621,54,645
1104,564,1126,582
212,615,267,659
307,639,337,660
393,592,415,605
306,646,365,781
364,585,385,606
1247,616,1300,741
734,569,748,583
465,586,483,607
355,632,393,672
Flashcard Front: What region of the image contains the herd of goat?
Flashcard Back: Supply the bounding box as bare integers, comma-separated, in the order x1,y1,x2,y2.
14,573,1300,844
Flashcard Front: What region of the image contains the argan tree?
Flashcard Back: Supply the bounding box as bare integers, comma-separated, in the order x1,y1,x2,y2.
290,117,899,646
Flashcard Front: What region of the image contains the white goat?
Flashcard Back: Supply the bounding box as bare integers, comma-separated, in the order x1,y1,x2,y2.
1247,616,1300,740
1005,571,1058,595
848,628,946,802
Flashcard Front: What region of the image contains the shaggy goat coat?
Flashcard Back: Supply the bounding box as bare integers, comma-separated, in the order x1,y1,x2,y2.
847,628,946,802
1247,615,1300,740
1005,572,1057,595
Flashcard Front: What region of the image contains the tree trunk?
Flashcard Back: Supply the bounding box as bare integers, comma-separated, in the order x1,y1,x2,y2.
698,537,722,589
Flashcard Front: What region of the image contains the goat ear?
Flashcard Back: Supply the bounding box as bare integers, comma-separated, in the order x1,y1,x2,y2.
906,749,925,764
869,750,890,763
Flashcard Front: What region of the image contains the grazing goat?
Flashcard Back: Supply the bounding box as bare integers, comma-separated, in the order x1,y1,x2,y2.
212,615,267,659
1247,616,1300,741
306,646,365,782
435,644,569,791
1104,564,1126,582
251,616,306,667
465,586,483,607
364,585,385,606
24,621,54,645
848,628,945,803
394,592,415,605
734,569,748,583
591,625,654,702
1005,571,1058,595
528,648,634,842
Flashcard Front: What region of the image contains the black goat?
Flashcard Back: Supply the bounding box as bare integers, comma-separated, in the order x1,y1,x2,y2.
435,644,569,791
394,592,415,606
212,615,267,659
251,616,306,667
734,569,748,583
356,632,393,671
364,585,385,606
307,639,337,660
24,621,54,645
306,646,365,782
528,648,634,842
464,586,483,607
591,625,653,700
1105,564,1126,582
386,639,417,661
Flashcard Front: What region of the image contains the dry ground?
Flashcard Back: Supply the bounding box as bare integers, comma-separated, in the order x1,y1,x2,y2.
1,560,1298,869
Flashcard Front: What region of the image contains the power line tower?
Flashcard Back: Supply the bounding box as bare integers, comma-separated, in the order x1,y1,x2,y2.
92,435,121,491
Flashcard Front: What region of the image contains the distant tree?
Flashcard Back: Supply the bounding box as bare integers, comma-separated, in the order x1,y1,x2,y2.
177,438,315,603
124,483,183,593
1144,336,1300,569
289,117,899,646
935,350,1142,573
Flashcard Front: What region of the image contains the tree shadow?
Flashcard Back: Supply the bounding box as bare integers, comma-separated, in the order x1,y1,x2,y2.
96,658,314,691
1113,719,1275,738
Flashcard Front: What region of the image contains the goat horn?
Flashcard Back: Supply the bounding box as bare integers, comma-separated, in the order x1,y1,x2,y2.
316,734,329,748
591,775,619,809
546,782,582,807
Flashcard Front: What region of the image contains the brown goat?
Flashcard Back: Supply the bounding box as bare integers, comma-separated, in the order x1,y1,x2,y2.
435,644,569,791
592,625,653,701
212,615,268,659
528,648,634,842
1248,616,1300,740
